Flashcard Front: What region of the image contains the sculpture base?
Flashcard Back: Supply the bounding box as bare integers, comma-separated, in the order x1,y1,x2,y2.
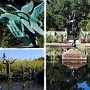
62,48,87,69
14,43,39,48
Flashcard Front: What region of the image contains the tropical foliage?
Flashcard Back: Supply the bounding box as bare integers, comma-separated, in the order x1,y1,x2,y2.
86,33,90,43
46,35,63,43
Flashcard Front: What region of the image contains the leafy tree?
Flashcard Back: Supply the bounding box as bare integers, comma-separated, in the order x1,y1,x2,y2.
2,27,21,48
87,12,90,19
37,34,44,48
47,0,90,31
78,20,88,29
86,20,90,30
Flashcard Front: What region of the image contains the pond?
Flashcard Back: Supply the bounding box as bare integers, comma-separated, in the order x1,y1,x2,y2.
0,80,43,90
46,49,90,90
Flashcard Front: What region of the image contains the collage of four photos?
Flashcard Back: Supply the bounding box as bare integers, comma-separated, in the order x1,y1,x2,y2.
0,0,90,90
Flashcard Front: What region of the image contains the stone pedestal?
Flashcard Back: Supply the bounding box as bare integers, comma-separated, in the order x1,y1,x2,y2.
14,43,39,48
62,49,87,69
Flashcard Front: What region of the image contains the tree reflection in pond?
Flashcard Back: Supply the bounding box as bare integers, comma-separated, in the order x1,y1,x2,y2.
0,81,43,90
46,55,90,90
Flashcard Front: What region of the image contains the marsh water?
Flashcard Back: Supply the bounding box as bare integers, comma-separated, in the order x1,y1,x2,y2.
0,80,43,90
46,48,90,90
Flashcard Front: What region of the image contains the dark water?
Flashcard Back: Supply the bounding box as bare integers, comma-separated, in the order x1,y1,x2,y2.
46,53,90,90
0,81,43,90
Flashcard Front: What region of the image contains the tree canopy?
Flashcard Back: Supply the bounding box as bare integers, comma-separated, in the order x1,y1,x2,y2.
47,0,90,31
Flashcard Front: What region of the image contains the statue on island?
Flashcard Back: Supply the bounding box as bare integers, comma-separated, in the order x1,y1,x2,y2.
2,53,16,79
69,10,79,47
0,1,44,47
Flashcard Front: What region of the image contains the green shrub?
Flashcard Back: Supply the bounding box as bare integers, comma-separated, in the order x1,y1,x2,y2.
46,35,53,42
77,45,86,52
46,35,63,43
86,33,90,43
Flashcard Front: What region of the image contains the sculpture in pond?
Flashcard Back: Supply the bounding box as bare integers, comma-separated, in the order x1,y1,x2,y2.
26,63,36,80
2,53,16,79
15,81,29,90
26,63,32,79
0,1,44,47
17,65,25,80
69,10,79,47
31,69,36,80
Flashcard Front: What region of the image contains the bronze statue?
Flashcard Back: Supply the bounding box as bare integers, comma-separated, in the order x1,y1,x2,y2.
26,63,32,75
0,1,44,47
69,10,79,47
17,65,25,80
2,53,16,79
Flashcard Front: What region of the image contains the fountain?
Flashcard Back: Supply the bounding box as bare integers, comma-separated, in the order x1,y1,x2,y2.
46,10,89,90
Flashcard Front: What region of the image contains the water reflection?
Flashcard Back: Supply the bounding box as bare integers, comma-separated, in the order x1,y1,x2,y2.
46,55,90,90
0,81,43,90
77,81,90,90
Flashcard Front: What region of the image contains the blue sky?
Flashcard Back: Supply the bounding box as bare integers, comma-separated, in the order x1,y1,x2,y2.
78,81,90,89
0,49,44,60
